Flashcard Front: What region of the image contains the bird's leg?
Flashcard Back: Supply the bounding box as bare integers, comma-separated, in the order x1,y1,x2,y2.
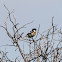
32,37,33,41
32,37,35,42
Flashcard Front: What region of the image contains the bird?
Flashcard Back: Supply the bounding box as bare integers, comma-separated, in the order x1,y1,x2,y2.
26,28,36,38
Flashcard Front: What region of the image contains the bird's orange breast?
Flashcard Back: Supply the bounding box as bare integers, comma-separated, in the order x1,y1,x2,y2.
32,32,36,36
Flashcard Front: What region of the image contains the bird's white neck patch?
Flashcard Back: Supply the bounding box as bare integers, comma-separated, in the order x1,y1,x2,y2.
33,30,36,32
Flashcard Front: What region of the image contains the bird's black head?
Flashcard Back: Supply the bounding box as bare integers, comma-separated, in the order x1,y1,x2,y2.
32,28,36,31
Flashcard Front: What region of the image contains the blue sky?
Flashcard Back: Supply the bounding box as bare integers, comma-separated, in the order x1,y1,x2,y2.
0,0,62,61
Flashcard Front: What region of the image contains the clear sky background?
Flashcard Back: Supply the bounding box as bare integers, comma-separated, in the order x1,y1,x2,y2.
0,0,62,61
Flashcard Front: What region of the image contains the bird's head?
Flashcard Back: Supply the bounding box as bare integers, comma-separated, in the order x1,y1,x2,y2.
32,28,36,32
